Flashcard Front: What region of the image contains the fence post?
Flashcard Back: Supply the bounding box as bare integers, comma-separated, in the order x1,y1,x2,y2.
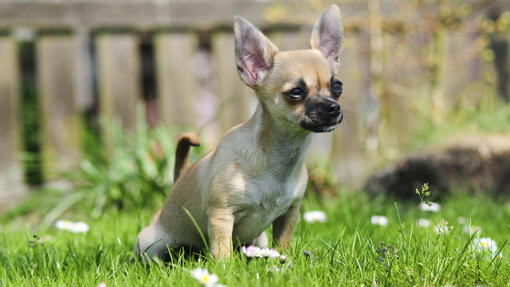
155,30,198,129
16,29,45,187
211,30,254,132
37,32,81,176
0,33,26,209
96,31,140,133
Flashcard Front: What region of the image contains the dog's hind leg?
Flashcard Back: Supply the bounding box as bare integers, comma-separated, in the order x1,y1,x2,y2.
134,222,170,263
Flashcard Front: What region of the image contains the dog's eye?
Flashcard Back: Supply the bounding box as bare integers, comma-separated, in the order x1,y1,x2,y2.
331,79,343,97
286,87,306,100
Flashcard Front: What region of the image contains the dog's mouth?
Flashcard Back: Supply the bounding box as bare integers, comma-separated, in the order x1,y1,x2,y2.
299,114,343,133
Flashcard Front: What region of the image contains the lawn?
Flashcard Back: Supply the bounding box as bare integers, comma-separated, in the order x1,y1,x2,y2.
1,189,509,286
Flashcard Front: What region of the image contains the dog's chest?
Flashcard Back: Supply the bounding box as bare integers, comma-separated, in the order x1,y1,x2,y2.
251,176,295,211
233,172,303,241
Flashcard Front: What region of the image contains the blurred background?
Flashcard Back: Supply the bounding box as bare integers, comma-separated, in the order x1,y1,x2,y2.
1,0,510,216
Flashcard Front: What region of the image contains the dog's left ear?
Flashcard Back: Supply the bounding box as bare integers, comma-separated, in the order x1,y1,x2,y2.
311,5,343,73
234,16,279,88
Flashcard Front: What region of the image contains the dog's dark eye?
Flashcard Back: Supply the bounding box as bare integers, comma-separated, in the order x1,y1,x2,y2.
331,79,343,97
286,87,306,100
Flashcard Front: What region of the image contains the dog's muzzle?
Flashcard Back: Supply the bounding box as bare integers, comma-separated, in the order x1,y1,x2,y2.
300,100,343,133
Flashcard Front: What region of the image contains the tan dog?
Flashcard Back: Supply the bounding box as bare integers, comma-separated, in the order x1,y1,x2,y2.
135,4,344,261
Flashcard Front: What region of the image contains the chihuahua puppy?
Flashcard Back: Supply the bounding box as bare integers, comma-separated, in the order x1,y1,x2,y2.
135,4,344,260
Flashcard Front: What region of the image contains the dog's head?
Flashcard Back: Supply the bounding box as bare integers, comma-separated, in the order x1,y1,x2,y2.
234,5,344,133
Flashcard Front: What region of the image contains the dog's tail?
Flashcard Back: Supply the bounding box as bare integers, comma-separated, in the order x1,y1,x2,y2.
174,133,201,182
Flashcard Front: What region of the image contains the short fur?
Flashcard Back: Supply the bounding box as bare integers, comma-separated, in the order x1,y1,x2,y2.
135,4,344,260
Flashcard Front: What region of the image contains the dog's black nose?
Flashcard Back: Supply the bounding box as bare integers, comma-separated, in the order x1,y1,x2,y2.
327,102,341,116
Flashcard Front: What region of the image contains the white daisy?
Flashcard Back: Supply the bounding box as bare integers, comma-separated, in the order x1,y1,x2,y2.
420,202,440,212
241,246,263,257
55,220,73,230
72,222,90,233
473,237,498,254
370,215,388,226
260,248,280,258
303,211,327,223
417,218,431,228
472,237,503,261
55,220,89,233
241,246,280,258
433,219,452,235
434,224,449,235
191,268,219,287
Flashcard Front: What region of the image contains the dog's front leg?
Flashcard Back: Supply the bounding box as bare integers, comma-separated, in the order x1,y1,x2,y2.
207,207,234,259
272,200,301,249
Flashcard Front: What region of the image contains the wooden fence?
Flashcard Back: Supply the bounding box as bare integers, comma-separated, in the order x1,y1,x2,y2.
0,0,508,198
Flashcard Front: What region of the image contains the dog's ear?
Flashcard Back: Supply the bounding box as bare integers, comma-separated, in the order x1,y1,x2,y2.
234,16,279,88
310,5,343,72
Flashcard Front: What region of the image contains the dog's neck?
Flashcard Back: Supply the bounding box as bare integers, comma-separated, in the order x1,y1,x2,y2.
247,103,311,179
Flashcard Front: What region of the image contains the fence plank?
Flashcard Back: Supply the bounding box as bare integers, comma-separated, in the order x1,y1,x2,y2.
443,25,483,104
155,32,197,128
38,35,81,174
380,31,423,145
74,28,94,112
96,33,140,131
0,36,19,172
332,36,366,186
270,29,310,51
211,31,254,132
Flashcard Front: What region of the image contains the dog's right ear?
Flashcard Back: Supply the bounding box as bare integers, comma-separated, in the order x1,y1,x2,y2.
234,16,279,88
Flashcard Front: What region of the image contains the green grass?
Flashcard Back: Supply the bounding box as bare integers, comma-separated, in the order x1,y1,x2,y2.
1,190,509,286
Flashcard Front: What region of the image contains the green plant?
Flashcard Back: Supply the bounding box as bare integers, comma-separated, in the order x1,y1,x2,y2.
70,118,178,217
415,183,431,206
2,108,204,224
65,106,207,218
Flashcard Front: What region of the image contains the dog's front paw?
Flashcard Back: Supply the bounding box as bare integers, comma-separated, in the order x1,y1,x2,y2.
210,245,231,260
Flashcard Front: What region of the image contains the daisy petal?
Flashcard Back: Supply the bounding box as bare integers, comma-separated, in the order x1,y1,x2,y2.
371,215,388,226
303,211,327,223
420,202,440,212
